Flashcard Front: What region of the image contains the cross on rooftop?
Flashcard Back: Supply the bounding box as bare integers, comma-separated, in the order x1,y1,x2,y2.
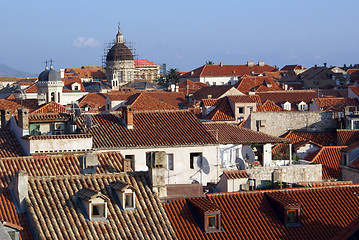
44,60,49,68
49,59,54,66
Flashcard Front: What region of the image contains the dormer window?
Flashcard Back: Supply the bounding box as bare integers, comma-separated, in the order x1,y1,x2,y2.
77,188,109,220
189,197,222,233
297,101,308,111
112,182,136,210
265,192,301,227
283,101,291,111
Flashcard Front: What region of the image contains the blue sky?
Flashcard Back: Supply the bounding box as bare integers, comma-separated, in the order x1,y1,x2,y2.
0,0,358,74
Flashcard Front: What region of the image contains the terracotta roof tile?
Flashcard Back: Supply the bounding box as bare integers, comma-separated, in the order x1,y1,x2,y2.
26,173,177,239
310,146,345,180
30,101,66,114
188,197,220,212
0,189,32,240
128,93,178,111
0,129,25,158
282,131,337,146
235,75,283,94
314,97,359,111
348,157,359,170
134,59,157,67
164,185,359,240
78,93,107,111
342,141,359,152
201,98,220,106
205,98,235,121
181,64,276,78
0,152,127,188
193,85,234,101
76,111,218,149
337,129,359,145
255,90,318,107
227,95,255,103
178,80,207,94
28,113,70,122
24,83,38,93
65,67,106,79
0,99,33,113
256,99,284,112
222,170,250,179
204,122,286,144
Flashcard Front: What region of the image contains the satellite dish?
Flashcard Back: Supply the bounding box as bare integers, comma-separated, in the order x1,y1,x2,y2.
197,156,210,175
236,158,246,170
72,102,81,118
242,145,255,165
84,115,92,128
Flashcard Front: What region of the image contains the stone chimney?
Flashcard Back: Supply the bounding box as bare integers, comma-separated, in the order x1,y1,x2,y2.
247,61,254,67
122,105,133,129
324,63,327,68
79,153,98,174
0,109,11,129
258,61,265,67
18,108,29,135
123,158,131,172
219,62,223,67
147,151,167,199
9,170,28,213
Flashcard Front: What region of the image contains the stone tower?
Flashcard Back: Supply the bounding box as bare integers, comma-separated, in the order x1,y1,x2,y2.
105,23,135,89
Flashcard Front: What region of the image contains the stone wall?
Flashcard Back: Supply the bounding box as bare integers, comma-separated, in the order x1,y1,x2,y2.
342,166,359,183
246,163,322,187
248,111,337,136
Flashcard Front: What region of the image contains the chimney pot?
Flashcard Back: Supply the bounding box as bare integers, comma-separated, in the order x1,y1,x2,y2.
122,105,133,129
1,109,11,129
80,153,98,174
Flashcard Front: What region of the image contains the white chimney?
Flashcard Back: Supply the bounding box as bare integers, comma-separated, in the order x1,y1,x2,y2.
9,170,28,213
60,69,65,79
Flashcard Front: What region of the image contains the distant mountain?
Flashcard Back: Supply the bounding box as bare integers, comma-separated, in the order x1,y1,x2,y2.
0,63,36,78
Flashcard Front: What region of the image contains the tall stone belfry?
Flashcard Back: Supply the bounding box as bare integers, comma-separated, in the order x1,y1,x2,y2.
106,22,135,89
36,62,64,105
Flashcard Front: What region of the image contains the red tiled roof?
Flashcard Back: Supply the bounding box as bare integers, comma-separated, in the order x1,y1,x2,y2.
282,130,337,146
310,146,345,180
181,64,276,78
76,111,218,149
78,92,107,111
227,95,255,103
314,97,359,111
30,101,66,114
201,98,220,106
203,122,286,144
0,99,33,113
188,197,220,212
281,64,306,72
26,172,176,240
28,113,70,122
0,189,32,240
193,85,235,101
235,75,283,94
134,59,157,67
65,67,106,79
0,129,25,158
23,133,91,140
0,152,127,188
337,129,359,145
349,85,359,97
255,90,317,105
164,185,359,240
178,79,207,94
256,99,284,112
24,83,38,93
127,93,178,111
222,170,250,179
205,98,235,121
62,73,86,92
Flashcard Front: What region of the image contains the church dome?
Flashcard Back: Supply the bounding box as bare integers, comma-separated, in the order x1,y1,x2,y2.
106,43,134,61
38,67,61,82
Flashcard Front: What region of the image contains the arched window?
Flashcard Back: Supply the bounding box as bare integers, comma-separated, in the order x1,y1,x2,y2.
58,92,60,103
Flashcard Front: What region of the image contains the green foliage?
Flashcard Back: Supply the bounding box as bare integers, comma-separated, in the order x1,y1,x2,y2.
343,63,359,70
206,60,215,65
167,68,180,84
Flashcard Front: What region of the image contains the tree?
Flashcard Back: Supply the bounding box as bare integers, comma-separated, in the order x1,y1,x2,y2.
206,60,215,65
167,68,180,84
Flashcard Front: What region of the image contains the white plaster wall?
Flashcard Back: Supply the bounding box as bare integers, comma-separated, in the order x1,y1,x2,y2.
200,76,240,86
227,178,248,192
28,137,92,154
263,143,272,166
101,145,220,186
65,92,88,105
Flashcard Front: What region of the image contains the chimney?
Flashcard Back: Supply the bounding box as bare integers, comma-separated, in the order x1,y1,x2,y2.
9,170,28,213
122,105,133,129
1,109,11,129
79,153,98,174
219,62,223,67
314,64,317,68
60,69,65,79
324,63,327,68
247,61,254,67
18,108,29,135
258,61,265,67
207,95,212,99
123,158,131,172
147,151,167,199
